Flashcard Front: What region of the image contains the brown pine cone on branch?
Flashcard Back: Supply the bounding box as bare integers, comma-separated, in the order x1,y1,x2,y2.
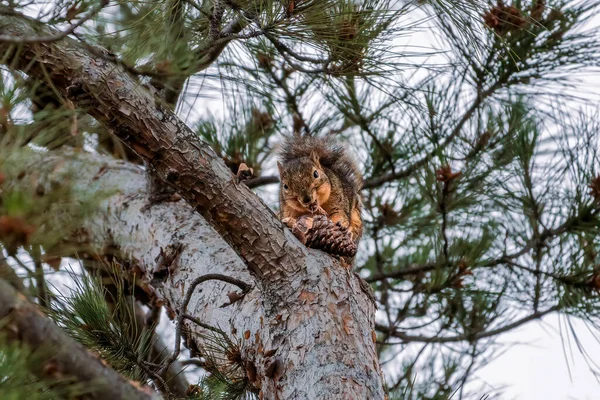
291,215,357,258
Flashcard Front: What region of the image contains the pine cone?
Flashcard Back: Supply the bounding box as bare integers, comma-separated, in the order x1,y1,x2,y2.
484,3,527,35
292,215,357,258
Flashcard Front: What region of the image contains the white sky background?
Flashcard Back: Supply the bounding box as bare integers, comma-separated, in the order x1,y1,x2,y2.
14,1,600,399
477,314,600,400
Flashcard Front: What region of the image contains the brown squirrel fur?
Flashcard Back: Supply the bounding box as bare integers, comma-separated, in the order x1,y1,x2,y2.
277,134,363,242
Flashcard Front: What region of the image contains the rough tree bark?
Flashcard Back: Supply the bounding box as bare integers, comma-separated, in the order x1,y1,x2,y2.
0,13,385,400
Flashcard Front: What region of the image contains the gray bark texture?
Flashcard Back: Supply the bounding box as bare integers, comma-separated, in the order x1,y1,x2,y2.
0,12,385,399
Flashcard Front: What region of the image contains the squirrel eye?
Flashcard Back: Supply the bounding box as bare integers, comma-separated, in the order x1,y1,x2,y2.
313,170,319,179
283,183,289,190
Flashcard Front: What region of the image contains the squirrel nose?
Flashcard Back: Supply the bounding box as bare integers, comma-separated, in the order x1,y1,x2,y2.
301,195,312,205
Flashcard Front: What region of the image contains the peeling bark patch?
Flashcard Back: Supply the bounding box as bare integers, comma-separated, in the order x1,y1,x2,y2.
263,348,277,357
151,243,183,281
265,357,283,380
92,164,109,181
298,289,317,304
245,360,258,385
342,313,354,335
221,290,246,307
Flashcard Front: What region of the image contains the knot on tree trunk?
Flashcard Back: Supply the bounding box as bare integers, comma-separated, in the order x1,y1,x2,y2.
291,215,357,258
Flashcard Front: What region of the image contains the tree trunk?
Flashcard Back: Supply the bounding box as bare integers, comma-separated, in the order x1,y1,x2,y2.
0,13,386,399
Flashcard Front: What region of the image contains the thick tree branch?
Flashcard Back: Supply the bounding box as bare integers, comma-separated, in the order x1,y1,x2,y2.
0,278,159,400
0,13,303,284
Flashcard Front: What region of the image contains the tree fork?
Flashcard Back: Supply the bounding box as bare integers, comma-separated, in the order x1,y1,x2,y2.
0,13,386,399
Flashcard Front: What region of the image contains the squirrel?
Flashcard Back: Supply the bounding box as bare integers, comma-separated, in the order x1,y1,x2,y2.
277,134,363,242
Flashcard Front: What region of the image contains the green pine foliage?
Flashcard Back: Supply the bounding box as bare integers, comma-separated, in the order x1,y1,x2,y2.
189,329,258,400
47,269,155,383
188,375,258,400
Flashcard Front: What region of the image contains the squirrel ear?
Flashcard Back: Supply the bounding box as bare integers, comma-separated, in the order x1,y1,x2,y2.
310,151,320,166
276,161,284,176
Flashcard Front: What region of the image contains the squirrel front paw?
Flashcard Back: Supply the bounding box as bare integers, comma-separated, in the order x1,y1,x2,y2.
308,202,327,216
281,217,297,229
290,216,313,244
283,217,308,244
